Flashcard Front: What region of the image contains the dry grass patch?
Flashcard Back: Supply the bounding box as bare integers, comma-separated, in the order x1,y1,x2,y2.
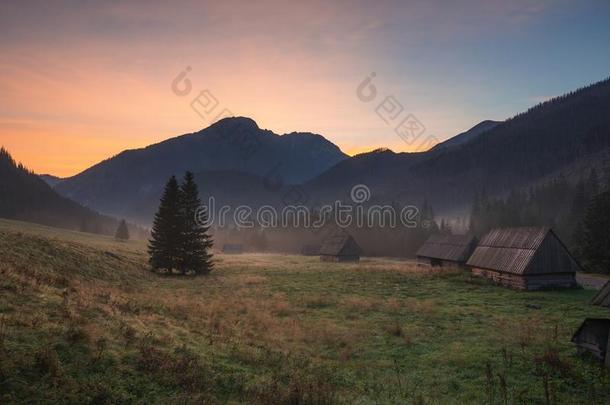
300,293,336,309
405,298,438,318
340,296,381,312
239,275,267,286
303,319,359,349
385,297,403,313
270,294,292,316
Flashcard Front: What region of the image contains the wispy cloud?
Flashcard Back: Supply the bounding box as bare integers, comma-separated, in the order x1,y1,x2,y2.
0,0,609,176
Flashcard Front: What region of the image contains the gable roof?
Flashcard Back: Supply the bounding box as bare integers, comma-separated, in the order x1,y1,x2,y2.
571,318,610,345
416,234,477,263
466,227,579,275
571,318,610,366
319,232,362,256
592,281,610,307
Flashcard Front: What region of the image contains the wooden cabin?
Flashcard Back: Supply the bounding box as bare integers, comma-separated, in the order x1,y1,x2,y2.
591,281,610,307
319,232,362,262
466,227,579,290
416,234,478,268
571,318,610,369
222,244,244,254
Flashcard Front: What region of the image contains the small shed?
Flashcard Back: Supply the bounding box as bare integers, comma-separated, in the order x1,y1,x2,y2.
571,318,610,369
466,227,579,290
222,244,244,254
591,281,610,307
301,244,321,256
319,232,362,262
416,234,478,267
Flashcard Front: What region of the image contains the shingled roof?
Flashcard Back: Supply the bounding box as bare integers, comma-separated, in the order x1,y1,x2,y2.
416,234,477,263
319,232,362,257
466,226,580,275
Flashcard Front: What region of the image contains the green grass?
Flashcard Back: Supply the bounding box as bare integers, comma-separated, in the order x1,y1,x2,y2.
0,218,609,404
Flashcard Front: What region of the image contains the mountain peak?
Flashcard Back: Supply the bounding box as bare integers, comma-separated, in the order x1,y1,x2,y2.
354,148,395,158
208,116,259,132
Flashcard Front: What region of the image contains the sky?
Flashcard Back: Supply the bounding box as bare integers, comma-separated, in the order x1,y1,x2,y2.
1,0,610,177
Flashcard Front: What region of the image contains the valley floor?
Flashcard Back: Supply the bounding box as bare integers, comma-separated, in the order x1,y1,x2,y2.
0,218,609,404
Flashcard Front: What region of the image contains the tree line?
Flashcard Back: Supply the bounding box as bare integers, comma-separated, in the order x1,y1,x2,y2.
148,172,214,275
469,167,610,273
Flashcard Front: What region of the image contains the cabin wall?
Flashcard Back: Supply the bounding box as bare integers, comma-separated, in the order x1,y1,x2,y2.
417,257,464,269
528,232,580,275
438,261,464,270
472,268,576,290
472,268,528,289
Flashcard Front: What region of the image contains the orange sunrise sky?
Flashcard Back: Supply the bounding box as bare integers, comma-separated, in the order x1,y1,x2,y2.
2,0,610,177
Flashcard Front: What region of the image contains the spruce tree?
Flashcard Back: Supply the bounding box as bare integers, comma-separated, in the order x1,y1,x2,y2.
115,219,130,241
178,172,214,275
569,179,587,251
148,176,182,273
580,190,610,274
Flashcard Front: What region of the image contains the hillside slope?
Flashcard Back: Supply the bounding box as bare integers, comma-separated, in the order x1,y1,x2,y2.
306,77,610,213
0,148,131,235
431,120,500,150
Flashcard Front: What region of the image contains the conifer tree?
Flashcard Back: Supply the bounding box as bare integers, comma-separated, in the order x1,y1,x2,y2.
580,190,610,274
115,219,130,241
178,171,214,275
148,175,182,272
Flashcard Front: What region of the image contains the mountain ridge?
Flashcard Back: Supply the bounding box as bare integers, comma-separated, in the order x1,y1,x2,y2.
432,120,500,150
48,76,610,226
306,76,610,215
55,117,348,221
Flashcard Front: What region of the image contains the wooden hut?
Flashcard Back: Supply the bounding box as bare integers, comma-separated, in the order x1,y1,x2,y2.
571,318,610,369
466,227,579,290
591,281,610,307
222,244,244,254
319,232,362,262
416,234,478,268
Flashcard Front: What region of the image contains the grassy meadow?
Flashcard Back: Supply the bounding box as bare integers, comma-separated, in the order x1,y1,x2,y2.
0,218,609,404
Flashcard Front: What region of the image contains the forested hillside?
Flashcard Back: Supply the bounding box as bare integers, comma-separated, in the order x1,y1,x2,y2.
0,148,142,237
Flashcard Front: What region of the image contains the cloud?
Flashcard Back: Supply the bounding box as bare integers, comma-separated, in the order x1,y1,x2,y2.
0,0,605,176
